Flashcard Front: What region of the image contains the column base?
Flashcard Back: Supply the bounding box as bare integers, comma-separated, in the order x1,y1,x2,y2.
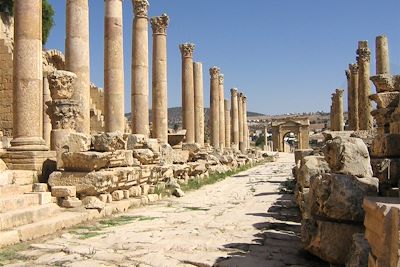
2,150,56,173
8,137,48,151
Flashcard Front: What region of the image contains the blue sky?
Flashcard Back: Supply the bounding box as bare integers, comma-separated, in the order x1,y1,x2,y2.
46,0,400,115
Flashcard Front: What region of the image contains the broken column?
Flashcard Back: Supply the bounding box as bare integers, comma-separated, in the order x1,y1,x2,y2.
357,41,372,130
151,14,169,144
218,74,225,149
104,0,125,133
346,69,352,130
330,93,336,131
66,0,91,134
238,93,244,150
376,35,390,75
193,62,204,146
349,63,359,130
179,43,195,144
224,99,231,148
209,66,220,149
131,0,149,136
231,88,239,150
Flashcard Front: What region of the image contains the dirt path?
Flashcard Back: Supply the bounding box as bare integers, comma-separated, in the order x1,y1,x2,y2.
6,153,327,267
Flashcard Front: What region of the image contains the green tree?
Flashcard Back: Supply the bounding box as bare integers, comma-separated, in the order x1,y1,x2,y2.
0,0,55,45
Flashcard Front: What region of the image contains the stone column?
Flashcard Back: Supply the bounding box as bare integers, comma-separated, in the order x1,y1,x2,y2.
104,0,124,133
218,74,225,149
230,88,239,149
224,99,231,148
179,43,195,144
238,93,244,149
151,14,169,144
345,69,352,130
330,93,336,131
9,0,47,151
66,0,91,134
131,0,149,136
349,63,359,130
357,41,372,130
193,62,204,146
336,89,344,131
43,74,52,147
242,95,248,150
209,66,220,149
376,35,390,75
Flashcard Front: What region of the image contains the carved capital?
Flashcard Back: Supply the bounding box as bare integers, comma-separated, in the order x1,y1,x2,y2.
335,89,344,97
179,43,195,58
132,0,149,18
349,63,359,75
218,74,224,85
209,66,220,79
151,13,169,35
46,100,81,130
48,70,77,100
242,95,247,103
231,88,238,96
357,48,371,63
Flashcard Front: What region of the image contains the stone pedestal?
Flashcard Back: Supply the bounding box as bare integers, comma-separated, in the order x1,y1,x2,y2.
66,0,91,134
357,41,372,130
218,74,225,149
131,0,149,136
231,88,239,150
179,43,195,144
151,14,169,144
224,99,231,148
349,63,359,130
193,62,204,146
209,66,220,149
104,0,125,133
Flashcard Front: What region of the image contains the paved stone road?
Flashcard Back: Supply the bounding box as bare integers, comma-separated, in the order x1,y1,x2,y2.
7,153,328,267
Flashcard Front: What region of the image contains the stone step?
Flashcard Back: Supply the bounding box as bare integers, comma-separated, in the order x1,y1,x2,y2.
0,184,32,197
0,193,40,213
0,203,59,231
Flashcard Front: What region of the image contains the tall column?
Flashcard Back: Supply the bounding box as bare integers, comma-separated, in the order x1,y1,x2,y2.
376,35,390,75
238,93,244,149
345,69,352,130
43,74,52,147
131,0,149,136
218,74,225,149
230,88,239,149
179,43,195,144
336,89,344,131
151,14,169,143
330,93,336,131
9,0,47,151
104,0,124,133
66,0,91,134
349,63,359,130
209,66,220,149
357,41,372,130
224,99,231,148
242,95,248,150
193,62,204,146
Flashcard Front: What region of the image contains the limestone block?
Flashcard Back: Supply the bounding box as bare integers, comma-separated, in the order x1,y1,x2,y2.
133,149,154,165
129,186,141,197
182,143,201,154
99,194,108,203
61,197,82,208
345,233,370,267
48,167,142,196
309,173,378,222
65,132,91,152
0,170,14,186
141,184,150,195
51,186,76,198
0,159,8,171
145,138,160,153
92,132,126,152
370,158,400,186
322,131,355,142
369,92,399,109
171,164,191,178
350,130,377,148
209,164,230,174
37,192,52,205
294,149,314,167
370,134,400,158
160,144,190,164
323,137,373,177
301,219,363,265
147,194,159,202
123,190,129,199
298,156,330,188
82,196,105,210
32,183,48,192
188,162,207,176
125,134,148,149
112,190,124,201
62,150,134,172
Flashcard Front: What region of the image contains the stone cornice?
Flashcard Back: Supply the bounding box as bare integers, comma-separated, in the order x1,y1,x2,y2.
151,14,169,35
132,0,149,18
209,66,220,79
179,43,195,58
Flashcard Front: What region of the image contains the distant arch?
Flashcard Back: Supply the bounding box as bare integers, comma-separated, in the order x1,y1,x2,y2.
271,118,309,152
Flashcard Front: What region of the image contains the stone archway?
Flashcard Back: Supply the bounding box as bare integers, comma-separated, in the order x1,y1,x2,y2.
271,118,310,152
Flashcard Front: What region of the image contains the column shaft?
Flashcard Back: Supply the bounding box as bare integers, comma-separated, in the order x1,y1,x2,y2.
209,67,220,148
357,41,372,130
66,0,91,134
350,63,359,130
104,0,124,132
43,75,51,147
230,89,239,149
194,62,204,146
218,75,225,148
336,89,344,131
224,99,231,148
376,35,390,75
345,69,352,130
238,93,244,145
242,95,248,150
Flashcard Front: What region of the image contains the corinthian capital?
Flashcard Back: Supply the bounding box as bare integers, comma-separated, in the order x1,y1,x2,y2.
151,14,169,35
335,88,344,97
132,0,149,18
209,66,220,79
218,74,224,85
349,63,359,75
231,88,238,96
179,43,195,58
356,41,371,63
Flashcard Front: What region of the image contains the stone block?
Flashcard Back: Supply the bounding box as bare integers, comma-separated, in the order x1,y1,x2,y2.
145,138,160,152
309,173,378,222
122,190,129,199
345,233,370,267
370,134,400,158
298,156,330,188
370,158,400,186
133,149,154,165
62,150,134,172
32,183,48,192
51,186,76,198
82,196,105,210
141,184,150,195
99,194,108,203
147,194,159,202
65,132,91,152
126,134,148,149
129,186,141,197
294,149,314,166
61,197,82,208
0,170,14,186
92,132,126,152
323,136,373,177
112,190,124,201
37,192,52,205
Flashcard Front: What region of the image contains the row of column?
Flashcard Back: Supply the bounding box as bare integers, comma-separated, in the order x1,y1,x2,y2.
330,89,344,131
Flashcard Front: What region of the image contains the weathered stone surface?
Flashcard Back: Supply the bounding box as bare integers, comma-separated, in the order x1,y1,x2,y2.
129,186,141,197
133,149,154,165
301,219,363,265
369,92,399,109
370,158,400,186
48,167,142,196
112,190,124,201
160,144,190,164
0,171,13,186
0,159,8,171
350,130,377,148
323,137,373,177
182,143,201,154
322,131,354,142
141,184,150,195
65,132,91,152
345,233,370,267
173,188,185,197
82,196,105,210
33,183,48,192
48,70,77,100
126,134,148,149
294,149,314,166
209,164,230,174
298,156,330,188
145,138,160,153
51,186,76,198
62,150,135,172
370,134,400,157
309,173,378,222
93,132,126,152
61,197,82,208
